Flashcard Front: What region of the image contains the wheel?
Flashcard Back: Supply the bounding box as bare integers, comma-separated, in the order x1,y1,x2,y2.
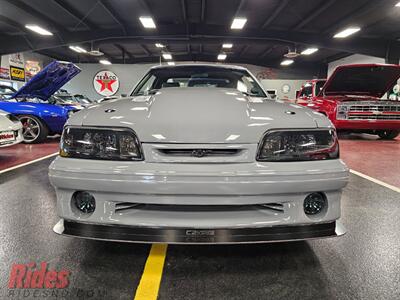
377,130,399,140
18,115,49,143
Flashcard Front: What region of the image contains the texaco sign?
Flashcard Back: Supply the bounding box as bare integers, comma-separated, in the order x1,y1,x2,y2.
93,70,119,96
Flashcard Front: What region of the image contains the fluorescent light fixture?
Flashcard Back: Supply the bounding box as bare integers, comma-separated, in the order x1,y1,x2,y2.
333,27,361,38
162,53,172,60
396,2,400,7
99,59,112,65
281,59,294,66
222,43,233,49
155,43,165,48
139,16,156,28
301,48,319,55
69,46,87,53
167,62,175,66
25,24,53,36
217,53,227,60
231,18,247,30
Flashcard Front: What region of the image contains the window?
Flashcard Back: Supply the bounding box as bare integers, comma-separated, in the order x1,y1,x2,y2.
132,66,266,97
300,85,313,97
315,80,326,96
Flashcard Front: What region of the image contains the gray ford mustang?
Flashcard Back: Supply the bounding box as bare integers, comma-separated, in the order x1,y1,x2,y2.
49,64,349,244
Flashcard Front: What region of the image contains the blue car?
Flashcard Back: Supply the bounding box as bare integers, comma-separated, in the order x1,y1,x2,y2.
0,61,81,143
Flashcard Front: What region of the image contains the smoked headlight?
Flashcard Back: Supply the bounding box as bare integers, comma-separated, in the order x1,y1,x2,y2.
257,129,339,162
60,126,144,161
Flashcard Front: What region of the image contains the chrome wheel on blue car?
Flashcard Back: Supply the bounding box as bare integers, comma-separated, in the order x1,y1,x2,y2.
18,115,48,143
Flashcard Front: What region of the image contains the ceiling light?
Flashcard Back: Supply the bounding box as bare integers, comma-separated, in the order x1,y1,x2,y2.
333,27,361,38
281,59,294,66
395,2,400,7
155,43,165,48
162,53,172,60
167,62,175,66
222,43,233,49
139,16,156,29
301,48,319,55
217,54,227,60
99,59,112,65
25,24,53,36
69,46,87,53
231,18,247,30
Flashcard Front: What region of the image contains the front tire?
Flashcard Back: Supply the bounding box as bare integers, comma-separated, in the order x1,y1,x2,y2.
18,115,49,143
377,130,399,140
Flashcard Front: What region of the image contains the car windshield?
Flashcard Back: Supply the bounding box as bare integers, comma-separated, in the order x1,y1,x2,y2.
132,66,267,97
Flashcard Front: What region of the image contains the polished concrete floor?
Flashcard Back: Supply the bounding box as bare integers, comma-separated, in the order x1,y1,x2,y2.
339,134,400,187
0,138,59,171
0,149,399,299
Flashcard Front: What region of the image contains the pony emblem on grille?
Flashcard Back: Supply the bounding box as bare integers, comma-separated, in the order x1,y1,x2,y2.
191,149,209,157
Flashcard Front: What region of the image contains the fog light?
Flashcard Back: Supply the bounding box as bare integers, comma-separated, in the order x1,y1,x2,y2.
73,191,95,214
303,193,326,215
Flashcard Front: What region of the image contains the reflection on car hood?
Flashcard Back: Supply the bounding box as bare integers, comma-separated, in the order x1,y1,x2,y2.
322,64,400,98
12,61,81,100
0,109,9,117
69,88,330,143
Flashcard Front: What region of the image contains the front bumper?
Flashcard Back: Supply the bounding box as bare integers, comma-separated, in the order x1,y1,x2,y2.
54,219,345,244
334,119,400,130
49,157,349,244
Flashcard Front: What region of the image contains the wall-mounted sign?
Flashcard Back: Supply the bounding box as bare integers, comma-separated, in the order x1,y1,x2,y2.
25,60,41,76
10,66,25,82
0,67,10,80
256,68,277,80
281,84,291,94
93,70,119,96
9,53,24,68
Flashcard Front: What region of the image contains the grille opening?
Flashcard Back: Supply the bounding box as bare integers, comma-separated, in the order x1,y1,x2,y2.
114,202,284,213
348,114,400,120
158,148,241,157
338,102,400,120
349,106,400,112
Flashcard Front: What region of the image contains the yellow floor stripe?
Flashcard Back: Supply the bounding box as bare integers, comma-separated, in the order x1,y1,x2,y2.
134,244,168,300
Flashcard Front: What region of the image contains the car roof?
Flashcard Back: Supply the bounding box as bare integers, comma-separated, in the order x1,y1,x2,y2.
150,63,248,71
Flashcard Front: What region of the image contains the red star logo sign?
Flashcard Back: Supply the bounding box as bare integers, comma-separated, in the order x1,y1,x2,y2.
96,72,117,92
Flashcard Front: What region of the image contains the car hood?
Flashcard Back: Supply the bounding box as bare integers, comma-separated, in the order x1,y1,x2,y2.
71,88,330,143
12,61,81,100
0,109,8,117
322,64,400,98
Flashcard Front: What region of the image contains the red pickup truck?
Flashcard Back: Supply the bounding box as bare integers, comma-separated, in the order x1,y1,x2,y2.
296,64,400,139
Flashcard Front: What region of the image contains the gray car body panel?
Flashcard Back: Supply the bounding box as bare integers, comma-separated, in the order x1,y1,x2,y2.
50,64,347,244
69,87,332,144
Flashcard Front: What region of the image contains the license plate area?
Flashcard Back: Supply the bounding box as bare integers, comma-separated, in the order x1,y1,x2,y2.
0,131,15,143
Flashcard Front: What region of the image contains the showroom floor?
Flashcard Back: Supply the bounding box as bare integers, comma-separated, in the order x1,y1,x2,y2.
0,135,399,300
